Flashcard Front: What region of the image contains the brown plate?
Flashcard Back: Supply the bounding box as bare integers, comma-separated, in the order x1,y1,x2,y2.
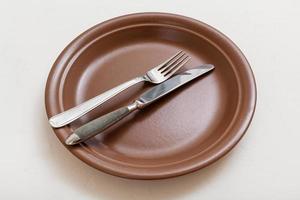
45,13,256,179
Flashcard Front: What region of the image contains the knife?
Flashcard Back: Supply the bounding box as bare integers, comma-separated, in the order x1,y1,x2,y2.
65,64,215,145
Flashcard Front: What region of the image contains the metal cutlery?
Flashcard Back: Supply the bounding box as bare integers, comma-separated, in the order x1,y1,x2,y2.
49,50,190,128
65,64,215,145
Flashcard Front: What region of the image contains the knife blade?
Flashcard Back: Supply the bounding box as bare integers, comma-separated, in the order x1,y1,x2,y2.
65,64,214,145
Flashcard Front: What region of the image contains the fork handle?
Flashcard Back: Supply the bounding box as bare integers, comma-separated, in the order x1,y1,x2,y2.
49,76,145,128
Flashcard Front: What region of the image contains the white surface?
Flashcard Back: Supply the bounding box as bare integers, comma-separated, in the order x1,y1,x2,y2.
0,0,300,199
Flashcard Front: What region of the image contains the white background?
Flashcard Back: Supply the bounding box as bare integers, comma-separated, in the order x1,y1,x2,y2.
0,0,299,199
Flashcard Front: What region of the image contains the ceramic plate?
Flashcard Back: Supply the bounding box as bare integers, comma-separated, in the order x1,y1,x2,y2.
45,13,256,179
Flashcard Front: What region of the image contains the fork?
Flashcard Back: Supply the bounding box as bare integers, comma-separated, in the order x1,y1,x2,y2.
49,50,190,128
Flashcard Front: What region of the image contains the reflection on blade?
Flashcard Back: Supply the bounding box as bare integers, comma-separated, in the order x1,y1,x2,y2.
138,64,214,105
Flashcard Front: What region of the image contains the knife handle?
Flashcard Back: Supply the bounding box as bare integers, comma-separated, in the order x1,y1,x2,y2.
65,100,141,145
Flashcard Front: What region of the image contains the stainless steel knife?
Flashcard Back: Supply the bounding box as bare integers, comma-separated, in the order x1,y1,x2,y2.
65,64,215,145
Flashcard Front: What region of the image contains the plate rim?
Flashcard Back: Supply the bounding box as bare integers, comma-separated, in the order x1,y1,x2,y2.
45,12,257,179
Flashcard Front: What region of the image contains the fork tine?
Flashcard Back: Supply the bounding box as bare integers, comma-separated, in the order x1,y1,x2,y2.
166,57,190,77
160,52,186,72
157,50,184,70
162,55,190,76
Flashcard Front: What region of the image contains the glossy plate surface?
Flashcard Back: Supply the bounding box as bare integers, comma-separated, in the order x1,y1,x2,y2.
45,13,256,179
